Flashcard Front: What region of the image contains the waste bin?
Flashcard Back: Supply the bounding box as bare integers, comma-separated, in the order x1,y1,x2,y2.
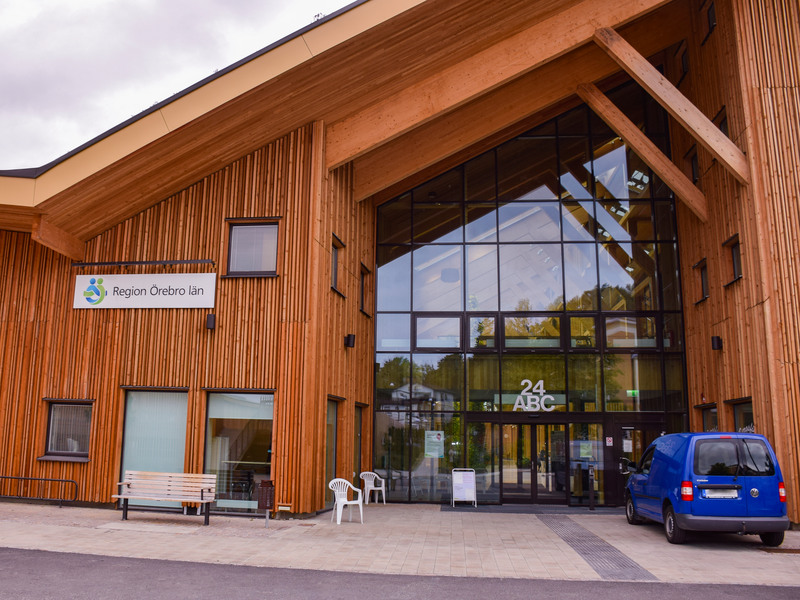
257,480,275,527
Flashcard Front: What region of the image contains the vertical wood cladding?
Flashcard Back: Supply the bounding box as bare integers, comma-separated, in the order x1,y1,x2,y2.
0,124,374,514
673,0,800,519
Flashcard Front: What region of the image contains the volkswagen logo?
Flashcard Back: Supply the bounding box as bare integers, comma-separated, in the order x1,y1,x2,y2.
750,488,760,498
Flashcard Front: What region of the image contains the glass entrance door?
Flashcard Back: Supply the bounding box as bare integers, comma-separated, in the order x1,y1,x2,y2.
608,422,663,505
501,423,566,503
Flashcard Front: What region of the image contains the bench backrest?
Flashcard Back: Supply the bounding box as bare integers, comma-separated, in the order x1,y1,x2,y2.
121,470,217,501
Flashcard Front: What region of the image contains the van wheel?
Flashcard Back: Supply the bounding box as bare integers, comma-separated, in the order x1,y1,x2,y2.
626,495,643,525
663,505,687,544
759,531,784,547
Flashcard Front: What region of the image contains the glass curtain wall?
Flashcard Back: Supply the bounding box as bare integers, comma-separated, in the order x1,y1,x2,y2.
374,81,687,504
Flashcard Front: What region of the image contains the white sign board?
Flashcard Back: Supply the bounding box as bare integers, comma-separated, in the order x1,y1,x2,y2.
424,431,445,458
451,468,477,507
74,273,216,309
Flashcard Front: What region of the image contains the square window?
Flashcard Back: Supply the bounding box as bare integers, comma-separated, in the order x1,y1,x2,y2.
227,223,278,276
504,315,561,348
416,316,461,349
46,402,92,456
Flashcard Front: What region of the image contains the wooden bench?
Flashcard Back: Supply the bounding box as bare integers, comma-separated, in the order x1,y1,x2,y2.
112,470,217,525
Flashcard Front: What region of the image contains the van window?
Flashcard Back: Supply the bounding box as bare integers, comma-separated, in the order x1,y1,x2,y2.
694,440,738,475
694,438,775,477
640,447,655,474
740,439,775,476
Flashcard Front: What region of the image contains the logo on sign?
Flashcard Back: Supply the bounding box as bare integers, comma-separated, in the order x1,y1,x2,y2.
83,277,106,305
513,379,555,412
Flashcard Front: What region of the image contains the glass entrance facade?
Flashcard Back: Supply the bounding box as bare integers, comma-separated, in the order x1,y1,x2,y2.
373,81,688,505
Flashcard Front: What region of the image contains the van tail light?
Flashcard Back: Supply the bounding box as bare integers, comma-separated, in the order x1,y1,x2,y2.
681,481,694,501
779,482,786,503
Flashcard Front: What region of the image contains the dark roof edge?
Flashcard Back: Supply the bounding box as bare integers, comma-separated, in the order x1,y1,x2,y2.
0,0,369,179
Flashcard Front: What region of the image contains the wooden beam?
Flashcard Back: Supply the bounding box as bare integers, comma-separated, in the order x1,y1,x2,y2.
326,0,672,169
577,83,708,222
31,215,85,260
352,0,690,203
593,27,751,185
0,206,39,233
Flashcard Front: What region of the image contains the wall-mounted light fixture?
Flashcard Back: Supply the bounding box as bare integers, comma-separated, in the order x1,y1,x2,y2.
344,334,356,348
206,314,216,330
711,335,722,350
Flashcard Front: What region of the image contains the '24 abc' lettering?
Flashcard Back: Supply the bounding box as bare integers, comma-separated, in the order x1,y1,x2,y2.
513,379,555,412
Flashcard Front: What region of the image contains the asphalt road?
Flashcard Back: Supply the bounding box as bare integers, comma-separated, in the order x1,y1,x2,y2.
1,548,798,600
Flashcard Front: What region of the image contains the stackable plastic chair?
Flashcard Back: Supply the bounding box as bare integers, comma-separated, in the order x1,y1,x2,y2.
359,471,386,505
328,478,363,524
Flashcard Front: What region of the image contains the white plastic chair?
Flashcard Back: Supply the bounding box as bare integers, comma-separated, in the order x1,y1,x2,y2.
328,478,363,524
359,471,386,505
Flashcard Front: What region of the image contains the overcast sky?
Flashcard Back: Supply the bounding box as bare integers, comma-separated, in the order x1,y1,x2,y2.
0,0,353,170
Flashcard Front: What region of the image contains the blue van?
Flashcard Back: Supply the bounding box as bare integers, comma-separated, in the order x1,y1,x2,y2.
624,432,789,545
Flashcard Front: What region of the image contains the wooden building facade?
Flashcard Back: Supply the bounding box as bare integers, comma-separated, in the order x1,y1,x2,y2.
0,0,798,522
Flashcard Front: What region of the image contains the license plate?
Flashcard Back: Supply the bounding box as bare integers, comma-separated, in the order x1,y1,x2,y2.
703,488,738,499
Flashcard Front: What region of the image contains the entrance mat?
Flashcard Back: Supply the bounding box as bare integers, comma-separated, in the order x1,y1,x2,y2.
440,504,624,515
538,515,657,581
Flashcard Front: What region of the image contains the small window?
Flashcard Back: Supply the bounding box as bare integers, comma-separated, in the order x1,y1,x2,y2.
713,107,729,138
698,404,717,431
717,116,728,137
733,400,754,432
707,2,717,33
45,400,93,457
731,242,742,279
701,1,717,44
331,234,345,294
693,258,709,302
680,49,689,77
359,263,371,314
723,234,742,284
332,245,339,289
688,150,700,185
227,222,278,276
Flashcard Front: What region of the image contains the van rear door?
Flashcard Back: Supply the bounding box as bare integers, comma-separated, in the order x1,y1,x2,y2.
738,437,782,518
691,437,744,517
